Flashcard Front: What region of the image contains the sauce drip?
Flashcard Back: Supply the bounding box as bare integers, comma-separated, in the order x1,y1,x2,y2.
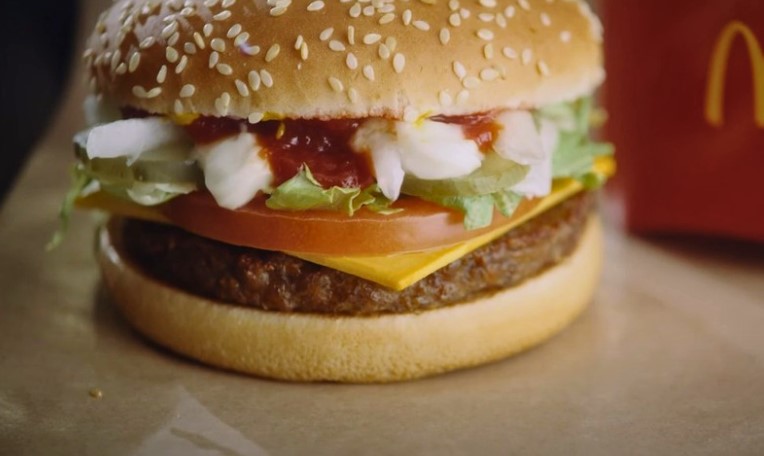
430,112,502,152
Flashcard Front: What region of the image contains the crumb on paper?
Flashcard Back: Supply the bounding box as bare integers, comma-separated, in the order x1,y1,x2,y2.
89,388,103,399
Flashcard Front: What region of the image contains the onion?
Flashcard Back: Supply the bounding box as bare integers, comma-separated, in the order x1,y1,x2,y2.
194,133,273,209
85,117,189,164
395,120,483,180
351,120,405,200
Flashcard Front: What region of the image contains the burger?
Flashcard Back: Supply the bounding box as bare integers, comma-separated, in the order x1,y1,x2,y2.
67,0,613,382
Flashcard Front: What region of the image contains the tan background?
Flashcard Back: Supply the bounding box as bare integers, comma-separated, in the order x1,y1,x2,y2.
1,1,763,454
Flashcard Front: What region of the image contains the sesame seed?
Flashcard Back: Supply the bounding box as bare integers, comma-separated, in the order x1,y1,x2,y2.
479,13,495,22
222,0,236,8
347,26,355,45
235,79,250,96
477,29,494,41
503,46,518,59
348,87,359,103
320,27,334,41
180,84,196,97
139,36,155,49
403,106,419,122
439,90,453,107
362,64,375,81
349,3,361,17
439,28,450,45
227,24,242,38
521,48,533,65
203,24,213,37
216,63,233,75
378,43,391,59
265,44,280,62
363,33,381,45
184,42,197,54
211,38,226,52
479,0,497,7
215,92,231,115
248,70,261,91
448,0,459,11
203,0,219,7
248,112,264,124
307,0,324,11
175,55,188,73
560,30,572,43
463,76,480,89
362,5,374,16
294,35,304,50
379,13,395,25
270,5,287,16
453,61,466,80
496,13,507,28
329,40,346,51
402,9,412,25
128,52,141,73
346,52,358,70
537,60,550,76
504,6,516,17
156,65,167,83
193,32,206,49
146,87,162,98
386,36,397,52
234,32,250,47
166,47,179,63
456,89,469,104
413,20,430,31
518,0,530,11
541,12,551,26
393,53,405,73
328,76,344,92
483,43,494,59
213,10,231,21
174,99,184,114
161,21,178,39
132,85,147,98
300,42,309,60
209,52,219,68
460,8,470,19
260,69,273,87
449,13,461,26
115,63,127,74
480,67,500,81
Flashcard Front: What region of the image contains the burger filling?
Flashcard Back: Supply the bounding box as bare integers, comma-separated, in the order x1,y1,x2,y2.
70,97,611,231
120,191,594,316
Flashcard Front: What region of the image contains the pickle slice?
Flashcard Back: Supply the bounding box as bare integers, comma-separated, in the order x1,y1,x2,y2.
401,152,528,198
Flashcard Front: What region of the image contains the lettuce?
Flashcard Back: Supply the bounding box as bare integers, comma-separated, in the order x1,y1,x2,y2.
422,189,523,230
266,166,399,216
47,164,93,250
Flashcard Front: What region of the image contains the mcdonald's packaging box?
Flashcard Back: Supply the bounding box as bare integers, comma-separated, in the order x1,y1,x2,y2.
604,1,764,242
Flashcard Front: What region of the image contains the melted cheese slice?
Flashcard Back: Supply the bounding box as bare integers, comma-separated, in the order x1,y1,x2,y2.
294,156,615,290
77,156,615,291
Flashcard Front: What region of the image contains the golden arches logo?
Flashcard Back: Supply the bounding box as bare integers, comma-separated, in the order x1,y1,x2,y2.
705,21,764,128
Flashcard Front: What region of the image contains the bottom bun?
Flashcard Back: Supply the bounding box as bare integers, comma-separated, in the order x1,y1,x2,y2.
98,215,603,383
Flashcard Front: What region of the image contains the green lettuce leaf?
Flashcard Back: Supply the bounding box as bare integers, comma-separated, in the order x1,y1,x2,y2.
47,164,93,250
421,189,523,231
265,166,399,216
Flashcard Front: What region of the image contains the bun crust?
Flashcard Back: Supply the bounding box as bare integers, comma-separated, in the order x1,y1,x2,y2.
85,0,603,119
98,215,603,383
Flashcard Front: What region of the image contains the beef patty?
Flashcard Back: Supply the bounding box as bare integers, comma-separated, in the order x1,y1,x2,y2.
121,192,595,316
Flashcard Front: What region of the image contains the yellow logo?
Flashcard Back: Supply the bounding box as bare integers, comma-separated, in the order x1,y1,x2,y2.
705,21,764,128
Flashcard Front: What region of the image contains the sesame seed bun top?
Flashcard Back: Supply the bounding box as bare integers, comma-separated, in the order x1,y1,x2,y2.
84,0,604,121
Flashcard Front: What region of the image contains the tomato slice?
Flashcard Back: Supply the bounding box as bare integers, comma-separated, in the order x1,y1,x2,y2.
161,192,540,256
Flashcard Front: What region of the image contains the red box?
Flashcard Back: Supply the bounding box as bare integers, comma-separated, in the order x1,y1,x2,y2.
603,1,764,242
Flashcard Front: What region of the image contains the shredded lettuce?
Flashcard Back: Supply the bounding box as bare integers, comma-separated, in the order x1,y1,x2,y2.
422,189,523,230
538,97,614,187
47,164,93,250
266,166,400,216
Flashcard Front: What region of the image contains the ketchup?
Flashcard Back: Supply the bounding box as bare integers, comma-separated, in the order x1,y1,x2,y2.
430,112,502,152
124,108,502,188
